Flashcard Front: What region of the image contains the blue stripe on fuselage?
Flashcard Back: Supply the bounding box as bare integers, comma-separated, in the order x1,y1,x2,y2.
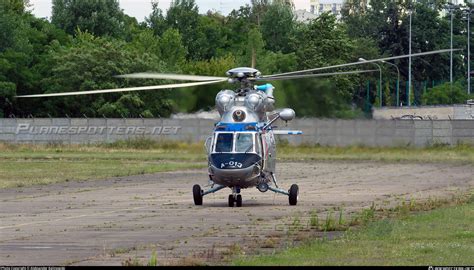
214,122,259,132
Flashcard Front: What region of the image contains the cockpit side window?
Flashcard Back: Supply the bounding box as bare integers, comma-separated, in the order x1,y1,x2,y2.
235,133,254,153
215,133,233,153
255,133,262,155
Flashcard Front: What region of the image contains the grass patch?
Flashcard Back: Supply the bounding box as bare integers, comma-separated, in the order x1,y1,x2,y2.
277,143,474,164
0,141,206,189
0,140,472,189
0,159,204,189
234,198,474,266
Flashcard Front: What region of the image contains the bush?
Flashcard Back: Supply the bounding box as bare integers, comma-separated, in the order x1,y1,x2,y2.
422,81,469,105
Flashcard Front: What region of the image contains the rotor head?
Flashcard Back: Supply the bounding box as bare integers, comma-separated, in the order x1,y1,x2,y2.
226,67,261,83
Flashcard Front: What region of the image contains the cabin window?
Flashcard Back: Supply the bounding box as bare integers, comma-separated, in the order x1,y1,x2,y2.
255,133,262,154
235,133,254,153
215,133,233,152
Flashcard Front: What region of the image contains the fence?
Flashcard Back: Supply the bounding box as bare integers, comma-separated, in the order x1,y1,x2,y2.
363,79,459,109
0,117,473,147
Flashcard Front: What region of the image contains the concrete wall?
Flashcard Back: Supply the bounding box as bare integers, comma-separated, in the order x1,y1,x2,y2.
373,104,474,120
0,118,473,147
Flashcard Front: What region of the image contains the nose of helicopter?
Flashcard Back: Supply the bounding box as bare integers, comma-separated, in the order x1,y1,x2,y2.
209,163,261,188
208,153,262,188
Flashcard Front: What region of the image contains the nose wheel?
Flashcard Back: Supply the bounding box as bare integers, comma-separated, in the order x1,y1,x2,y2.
228,194,242,207
228,195,234,207
236,195,242,207
228,186,243,207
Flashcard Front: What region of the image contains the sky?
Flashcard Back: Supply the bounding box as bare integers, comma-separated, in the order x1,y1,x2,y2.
28,0,333,22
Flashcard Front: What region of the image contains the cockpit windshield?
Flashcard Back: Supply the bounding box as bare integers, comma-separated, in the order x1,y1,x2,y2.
214,132,255,153
235,133,254,153
215,133,233,152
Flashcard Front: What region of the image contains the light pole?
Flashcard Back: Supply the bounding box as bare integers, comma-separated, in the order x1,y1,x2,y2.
468,10,471,96
451,7,454,87
359,57,383,107
382,60,400,106
409,7,412,106
446,3,460,91
463,7,473,96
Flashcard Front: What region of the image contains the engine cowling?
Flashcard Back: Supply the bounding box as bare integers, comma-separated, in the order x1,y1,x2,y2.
215,90,236,115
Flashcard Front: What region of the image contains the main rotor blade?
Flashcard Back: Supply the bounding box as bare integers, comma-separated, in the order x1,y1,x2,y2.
115,72,227,81
256,69,378,81
15,80,227,98
263,48,460,78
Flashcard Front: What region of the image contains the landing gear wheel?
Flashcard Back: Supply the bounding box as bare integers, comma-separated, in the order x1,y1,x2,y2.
236,194,242,207
193,184,203,205
228,194,235,207
289,184,299,206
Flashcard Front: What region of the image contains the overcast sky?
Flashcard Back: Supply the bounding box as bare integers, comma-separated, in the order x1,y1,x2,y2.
28,0,344,21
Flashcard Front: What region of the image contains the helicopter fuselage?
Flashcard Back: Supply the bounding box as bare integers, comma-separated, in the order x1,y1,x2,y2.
207,124,276,189
193,67,300,207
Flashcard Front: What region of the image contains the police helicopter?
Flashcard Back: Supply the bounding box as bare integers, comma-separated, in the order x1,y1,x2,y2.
16,49,456,207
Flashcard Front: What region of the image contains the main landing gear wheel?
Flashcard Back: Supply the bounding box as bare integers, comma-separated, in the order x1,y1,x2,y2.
236,194,242,207
193,184,203,205
289,184,299,206
228,194,235,207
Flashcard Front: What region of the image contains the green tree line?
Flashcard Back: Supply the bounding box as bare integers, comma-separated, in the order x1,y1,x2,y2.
0,0,472,118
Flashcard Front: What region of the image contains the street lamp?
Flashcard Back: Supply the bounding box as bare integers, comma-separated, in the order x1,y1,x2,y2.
463,7,473,96
408,7,413,106
382,60,400,106
445,3,460,91
359,57,383,107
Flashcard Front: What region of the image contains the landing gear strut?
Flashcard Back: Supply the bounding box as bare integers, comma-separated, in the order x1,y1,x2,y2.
192,183,226,206
264,173,299,206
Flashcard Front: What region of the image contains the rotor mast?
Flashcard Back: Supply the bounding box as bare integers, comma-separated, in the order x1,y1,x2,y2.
226,67,262,95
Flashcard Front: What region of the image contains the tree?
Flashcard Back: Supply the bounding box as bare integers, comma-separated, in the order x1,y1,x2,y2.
159,28,187,69
166,0,199,60
349,37,382,110
51,0,126,38
177,55,236,112
0,4,70,117
422,81,469,105
0,0,30,15
3,0,469,119
127,29,161,57
192,13,227,60
274,13,361,117
296,13,354,69
250,0,270,26
341,0,463,107
244,27,264,68
258,52,297,75
384,81,393,106
34,31,171,117
145,1,167,37
225,5,255,57
260,2,296,53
